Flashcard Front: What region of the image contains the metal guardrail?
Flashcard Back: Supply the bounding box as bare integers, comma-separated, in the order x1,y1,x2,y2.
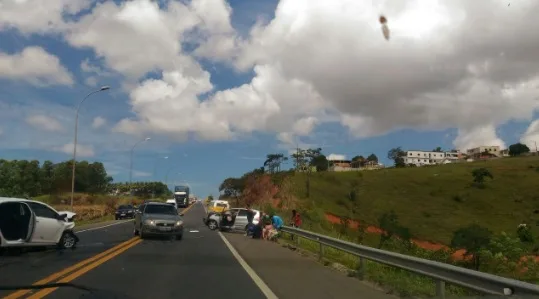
280,226,539,298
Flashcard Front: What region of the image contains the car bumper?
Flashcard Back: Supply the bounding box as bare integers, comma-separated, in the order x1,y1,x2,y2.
142,225,183,236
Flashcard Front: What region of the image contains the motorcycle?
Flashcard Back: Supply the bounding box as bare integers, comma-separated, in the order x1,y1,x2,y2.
56,211,80,250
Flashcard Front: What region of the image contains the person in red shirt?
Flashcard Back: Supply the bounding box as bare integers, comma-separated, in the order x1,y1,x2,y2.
291,209,302,228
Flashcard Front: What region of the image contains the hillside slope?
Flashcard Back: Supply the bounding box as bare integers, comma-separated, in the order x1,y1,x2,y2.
288,156,539,244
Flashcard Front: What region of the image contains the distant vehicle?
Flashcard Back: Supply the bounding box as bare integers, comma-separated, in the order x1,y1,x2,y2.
133,202,184,240
0,197,79,250
165,199,178,210
208,200,230,213
115,204,135,220
174,185,190,208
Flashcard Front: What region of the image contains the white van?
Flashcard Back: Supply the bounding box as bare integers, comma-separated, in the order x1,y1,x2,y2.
166,199,178,210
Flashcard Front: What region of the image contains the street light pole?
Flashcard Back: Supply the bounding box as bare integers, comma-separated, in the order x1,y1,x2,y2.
70,86,110,211
129,137,151,198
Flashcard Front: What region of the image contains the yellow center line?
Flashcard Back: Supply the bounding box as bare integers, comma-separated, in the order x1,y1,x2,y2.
26,239,143,299
4,237,139,299
6,202,197,299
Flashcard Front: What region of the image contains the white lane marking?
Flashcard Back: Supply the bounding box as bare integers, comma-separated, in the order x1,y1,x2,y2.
76,219,134,233
189,230,199,233
218,232,278,299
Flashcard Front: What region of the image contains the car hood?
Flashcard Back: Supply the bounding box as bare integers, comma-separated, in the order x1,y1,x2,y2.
143,214,179,221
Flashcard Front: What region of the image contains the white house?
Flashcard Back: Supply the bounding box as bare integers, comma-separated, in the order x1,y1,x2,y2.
405,150,460,166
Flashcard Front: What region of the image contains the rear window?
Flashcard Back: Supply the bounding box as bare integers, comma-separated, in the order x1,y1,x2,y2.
216,203,227,208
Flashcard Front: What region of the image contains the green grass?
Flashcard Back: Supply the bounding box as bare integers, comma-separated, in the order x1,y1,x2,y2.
288,156,539,245
277,233,476,298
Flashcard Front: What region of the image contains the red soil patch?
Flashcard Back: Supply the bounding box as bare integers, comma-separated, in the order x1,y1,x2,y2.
323,213,539,262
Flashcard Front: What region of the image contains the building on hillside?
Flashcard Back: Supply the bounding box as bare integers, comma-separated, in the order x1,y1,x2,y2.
466,146,501,159
404,150,462,166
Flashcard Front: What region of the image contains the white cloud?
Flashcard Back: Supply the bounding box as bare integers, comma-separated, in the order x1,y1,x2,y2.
54,143,95,157
521,120,539,151
92,116,107,129
0,0,90,34
3,0,539,146
0,47,73,86
453,125,506,151
327,154,346,161
25,115,64,132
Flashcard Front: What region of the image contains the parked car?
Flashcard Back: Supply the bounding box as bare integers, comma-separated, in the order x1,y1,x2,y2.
203,208,260,231
133,202,184,240
0,197,79,250
115,204,135,220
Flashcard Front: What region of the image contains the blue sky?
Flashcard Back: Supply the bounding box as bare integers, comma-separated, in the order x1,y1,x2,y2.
1,0,538,198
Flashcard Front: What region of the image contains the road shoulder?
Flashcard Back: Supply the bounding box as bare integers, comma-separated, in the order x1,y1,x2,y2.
222,232,395,299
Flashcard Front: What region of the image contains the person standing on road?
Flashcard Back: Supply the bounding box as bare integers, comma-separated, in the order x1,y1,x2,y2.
246,205,255,225
245,205,255,236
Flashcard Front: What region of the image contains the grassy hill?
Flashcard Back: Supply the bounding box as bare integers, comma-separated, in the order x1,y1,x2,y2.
288,155,539,244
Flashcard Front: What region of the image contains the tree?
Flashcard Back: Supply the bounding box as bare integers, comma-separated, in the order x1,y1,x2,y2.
451,224,492,270
377,210,411,249
471,168,493,186
0,159,114,198
366,153,378,163
263,153,288,173
508,143,530,157
432,147,443,152
311,154,328,171
290,148,323,198
219,177,244,198
351,155,366,168
387,147,406,168
208,195,214,201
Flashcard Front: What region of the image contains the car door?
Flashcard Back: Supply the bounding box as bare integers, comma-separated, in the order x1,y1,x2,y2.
234,209,248,230
26,202,65,244
135,204,145,230
0,201,36,243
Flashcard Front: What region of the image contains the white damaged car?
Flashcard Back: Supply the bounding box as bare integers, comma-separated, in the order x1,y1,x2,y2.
0,197,79,251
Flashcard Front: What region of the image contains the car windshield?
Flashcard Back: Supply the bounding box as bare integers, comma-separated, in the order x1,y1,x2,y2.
118,205,132,210
144,204,177,215
216,203,227,208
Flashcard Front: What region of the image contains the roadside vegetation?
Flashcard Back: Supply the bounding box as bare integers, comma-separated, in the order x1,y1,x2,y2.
219,148,539,296
0,159,171,224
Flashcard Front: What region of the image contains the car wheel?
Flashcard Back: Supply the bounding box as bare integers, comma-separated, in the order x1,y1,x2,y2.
176,234,183,241
58,231,77,249
115,216,119,220
208,220,217,230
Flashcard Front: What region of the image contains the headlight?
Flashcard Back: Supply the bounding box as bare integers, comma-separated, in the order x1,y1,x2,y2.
145,219,155,225
175,221,183,226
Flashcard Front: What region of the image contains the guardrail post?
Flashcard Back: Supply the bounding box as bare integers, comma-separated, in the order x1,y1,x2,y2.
436,280,445,299
356,257,365,280
295,234,300,246
318,239,324,261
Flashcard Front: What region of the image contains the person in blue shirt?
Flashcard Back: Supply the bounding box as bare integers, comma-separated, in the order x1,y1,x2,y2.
271,214,284,230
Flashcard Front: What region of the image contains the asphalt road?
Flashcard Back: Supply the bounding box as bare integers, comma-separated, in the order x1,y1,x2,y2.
0,203,266,299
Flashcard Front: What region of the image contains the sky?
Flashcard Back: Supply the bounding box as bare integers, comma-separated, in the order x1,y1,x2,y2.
1,0,539,198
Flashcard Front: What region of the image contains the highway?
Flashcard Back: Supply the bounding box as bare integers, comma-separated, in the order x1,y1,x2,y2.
0,202,393,299
0,203,266,299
